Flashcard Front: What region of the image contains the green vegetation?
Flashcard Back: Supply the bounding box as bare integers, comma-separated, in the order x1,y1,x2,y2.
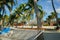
0,0,17,30
51,0,59,29
0,0,59,30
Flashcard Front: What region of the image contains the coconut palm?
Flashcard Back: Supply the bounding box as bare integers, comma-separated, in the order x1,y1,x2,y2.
16,0,45,29
13,7,24,27
51,12,55,18
50,12,56,21
33,0,45,30
51,0,59,29
46,12,56,26
24,0,44,28
0,0,17,15
46,15,52,25
8,12,20,27
11,0,45,29
13,4,33,26
0,0,17,29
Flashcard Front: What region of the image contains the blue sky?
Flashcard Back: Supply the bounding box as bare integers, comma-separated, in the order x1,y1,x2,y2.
6,0,60,20
37,0,60,20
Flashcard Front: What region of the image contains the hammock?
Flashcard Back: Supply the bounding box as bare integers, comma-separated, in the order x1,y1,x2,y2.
0,27,10,34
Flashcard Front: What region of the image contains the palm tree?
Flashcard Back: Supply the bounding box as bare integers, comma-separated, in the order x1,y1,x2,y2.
8,12,20,27
12,0,45,29
13,4,33,26
0,0,17,15
51,0,59,29
46,12,56,26
50,12,56,21
24,0,44,28
13,7,24,27
46,15,52,25
51,12,55,18
0,0,17,29
33,0,43,30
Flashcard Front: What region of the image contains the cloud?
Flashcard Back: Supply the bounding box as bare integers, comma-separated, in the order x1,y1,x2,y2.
56,8,60,13
47,0,51,3
51,8,60,13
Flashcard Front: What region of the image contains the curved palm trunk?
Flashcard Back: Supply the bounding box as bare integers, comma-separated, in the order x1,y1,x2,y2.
34,0,42,30
34,1,44,40
0,15,4,31
51,0,59,29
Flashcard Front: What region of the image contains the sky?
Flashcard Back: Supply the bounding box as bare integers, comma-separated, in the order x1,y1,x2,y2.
5,0,60,20
37,0,60,20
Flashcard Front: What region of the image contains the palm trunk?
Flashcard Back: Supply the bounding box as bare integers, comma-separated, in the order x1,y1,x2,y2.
0,20,2,31
8,13,12,27
51,0,59,29
34,0,42,30
12,21,14,27
0,18,4,31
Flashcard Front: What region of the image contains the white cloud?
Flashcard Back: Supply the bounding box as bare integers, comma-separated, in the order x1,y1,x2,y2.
56,8,60,13
47,0,51,3
51,8,60,13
